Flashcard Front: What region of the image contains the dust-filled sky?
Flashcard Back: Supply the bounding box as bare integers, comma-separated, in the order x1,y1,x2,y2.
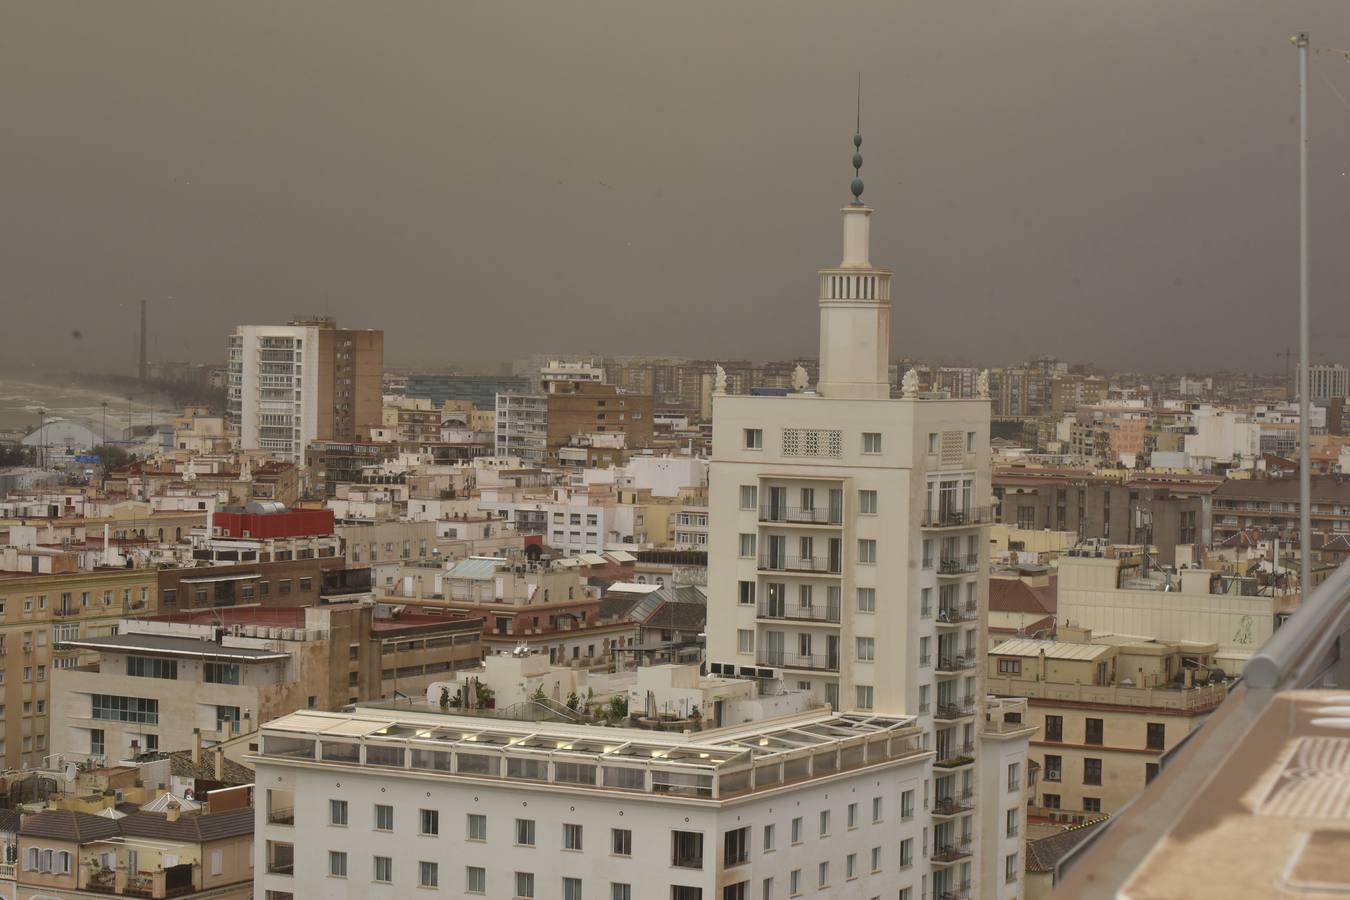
2,1,1349,375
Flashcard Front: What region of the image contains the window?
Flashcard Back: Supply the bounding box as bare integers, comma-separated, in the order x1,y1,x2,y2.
862,432,881,453
859,489,877,514
1044,714,1063,742
329,799,348,826
1044,754,1062,782
738,581,755,606
724,826,750,866
564,877,583,900
997,658,1022,675
515,871,535,897
872,796,883,822
673,888,702,900
1006,808,1019,837
845,853,856,878
612,884,632,900
216,705,241,733
818,810,830,836
468,813,487,841
740,485,758,509
1084,758,1103,785
927,432,938,453
967,431,976,452
672,830,703,868
1146,762,1160,785
374,855,392,883
790,817,802,844
126,655,177,679
744,429,763,449
91,694,158,724
900,838,913,868
857,539,876,564
738,533,756,557
1147,722,1166,750
855,685,874,710
564,823,584,851
855,637,874,661
817,861,829,888
846,802,858,829
761,878,772,900
420,808,439,836
1084,797,1102,813
1006,852,1019,883
856,587,875,612
375,804,393,831
612,828,632,856
1042,792,1061,809
205,662,241,684
467,866,486,893
1085,717,1104,745
1008,761,1021,791
90,729,105,756
210,849,223,875
737,629,755,654
762,823,775,852
328,851,348,878
516,818,536,846
789,869,801,896
420,861,439,888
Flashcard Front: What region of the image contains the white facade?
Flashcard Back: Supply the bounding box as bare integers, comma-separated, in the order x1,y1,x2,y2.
495,393,548,465
227,323,321,460
1302,363,1349,402
252,706,931,900
704,182,1032,900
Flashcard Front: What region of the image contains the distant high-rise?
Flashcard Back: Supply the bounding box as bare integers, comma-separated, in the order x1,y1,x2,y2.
227,318,383,460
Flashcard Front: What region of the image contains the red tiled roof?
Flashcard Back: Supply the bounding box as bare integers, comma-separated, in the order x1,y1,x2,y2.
989,577,1057,615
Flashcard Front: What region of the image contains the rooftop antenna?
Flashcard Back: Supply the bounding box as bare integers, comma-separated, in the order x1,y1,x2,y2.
1294,32,1312,601
851,73,864,205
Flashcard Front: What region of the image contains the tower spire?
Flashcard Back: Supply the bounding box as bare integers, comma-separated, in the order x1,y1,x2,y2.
851,74,864,204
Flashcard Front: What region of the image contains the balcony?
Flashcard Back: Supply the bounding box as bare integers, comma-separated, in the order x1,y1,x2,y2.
935,655,976,674
758,506,842,527
936,604,978,627
267,807,295,825
937,885,972,900
934,743,976,769
932,841,973,865
0,862,14,879
756,602,841,625
755,651,840,673
756,554,842,576
53,606,80,617
937,557,980,577
934,701,977,721
922,507,994,529
932,793,975,818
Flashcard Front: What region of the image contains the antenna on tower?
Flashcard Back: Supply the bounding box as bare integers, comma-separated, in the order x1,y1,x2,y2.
850,73,864,205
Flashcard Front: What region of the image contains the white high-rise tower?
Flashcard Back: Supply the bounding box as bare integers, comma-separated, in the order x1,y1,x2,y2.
706,128,1033,900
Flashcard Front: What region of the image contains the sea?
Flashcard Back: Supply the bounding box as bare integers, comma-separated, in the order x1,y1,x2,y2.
0,378,174,443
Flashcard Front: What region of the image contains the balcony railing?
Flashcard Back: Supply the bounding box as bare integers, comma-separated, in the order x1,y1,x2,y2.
756,602,842,624
937,557,980,576
267,807,295,825
934,743,976,768
53,607,79,617
936,655,976,674
758,506,843,526
934,702,976,721
755,651,840,672
0,862,14,879
757,554,842,575
922,507,994,528
937,885,972,900
932,841,973,864
936,604,978,625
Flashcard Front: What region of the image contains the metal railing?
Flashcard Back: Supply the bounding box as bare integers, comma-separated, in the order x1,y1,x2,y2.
932,841,973,863
935,655,976,673
934,702,976,721
756,602,842,624
755,651,840,672
267,807,295,825
757,554,842,575
936,604,978,624
758,506,843,526
937,556,980,575
922,506,994,528
934,743,976,768
932,795,975,816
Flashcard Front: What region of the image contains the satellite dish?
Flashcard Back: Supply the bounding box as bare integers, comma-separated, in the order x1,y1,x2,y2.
64,763,77,781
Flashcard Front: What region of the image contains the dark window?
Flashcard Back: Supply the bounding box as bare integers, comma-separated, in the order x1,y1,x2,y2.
1083,758,1102,786
723,827,749,866
1041,793,1060,809
1083,797,1102,813
1043,754,1062,782
722,883,748,900
1146,722,1165,750
1084,718,1104,745
1146,762,1160,785
1044,715,1063,742
671,831,703,869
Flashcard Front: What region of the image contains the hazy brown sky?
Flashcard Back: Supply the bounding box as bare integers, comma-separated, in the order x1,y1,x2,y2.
2,1,1348,375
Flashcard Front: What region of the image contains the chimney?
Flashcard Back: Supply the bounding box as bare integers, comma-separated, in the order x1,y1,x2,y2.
213,747,224,781
102,790,116,810
191,729,202,765
165,800,180,823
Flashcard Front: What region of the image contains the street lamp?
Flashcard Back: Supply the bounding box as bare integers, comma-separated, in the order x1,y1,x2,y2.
101,401,108,446
36,408,45,469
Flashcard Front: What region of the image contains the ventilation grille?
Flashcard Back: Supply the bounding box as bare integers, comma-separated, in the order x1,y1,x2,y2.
782,429,842,458
941,431,966,467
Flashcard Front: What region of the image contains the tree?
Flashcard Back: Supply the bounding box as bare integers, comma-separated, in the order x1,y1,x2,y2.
439,686,451,710
91,444,132,474
0,443,34,466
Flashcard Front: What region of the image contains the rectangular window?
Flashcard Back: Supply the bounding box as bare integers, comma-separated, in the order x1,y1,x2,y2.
420,861,439,888
744,429,763,449
789,870,800,896
467,866,486,893
1044,754,1062,782
564,823,584,851
1008,761,1021,792
564,877,583,900
1006,808,1019,837
740,485,758,509
856,587,875,612
817,861,828,888
126,655,177,680
1006,852,1019,883
738,533,756,557
612,828,632,856
1146,762,1160,784
997,658,1022,675
790,817,802,844
818,810,830,836
329,799,348,826
762,823,775,852
855,637,874,661
857,539,876,564
900,838,913,868
1147,722,1165,750
1044,714,1063,742
420,808,439,836
1084,797,1102,813
516,818,536,846
612,884,632,900
855,685,874,710
738,581,755,605
859,489,877,514
737,629,754,654
375,804,393,831
90,729,105,756
872,796,882,822
846,802,858,829
373,855,392,883
845,853,856,878
862,432,881,453
901,789,915,820
1084,758,1103,785
328,851,347,878
515,872,535,898
1085,717,1104,745
91,694,158,724
468,813,487,841
671,830,704,868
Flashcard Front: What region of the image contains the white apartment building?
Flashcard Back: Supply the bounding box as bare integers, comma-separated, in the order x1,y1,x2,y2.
1301,363,1349,402
252,705,931,900
228,323,321,460
495,393,549,465
705,156,1032,900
